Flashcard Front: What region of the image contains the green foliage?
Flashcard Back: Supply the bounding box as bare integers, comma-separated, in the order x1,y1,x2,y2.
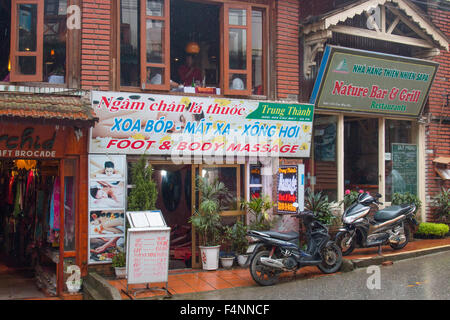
415,222,449,238
189,177,231,246
111,251,126,268
305,188,335,225
127,156,158,211
392,192,421,213
230,220,249,254
340,190,361,209
241,195,275,231
431,188,450,221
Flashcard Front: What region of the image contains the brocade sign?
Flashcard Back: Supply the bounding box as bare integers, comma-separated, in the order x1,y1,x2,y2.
310,46,439,117
90,91,314,158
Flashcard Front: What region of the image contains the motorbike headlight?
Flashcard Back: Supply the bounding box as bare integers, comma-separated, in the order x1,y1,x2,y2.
343,216,355,224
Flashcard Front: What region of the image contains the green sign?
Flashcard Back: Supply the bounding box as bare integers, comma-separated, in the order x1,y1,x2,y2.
392,143,417,195
246,102,314,122
310,46,439,117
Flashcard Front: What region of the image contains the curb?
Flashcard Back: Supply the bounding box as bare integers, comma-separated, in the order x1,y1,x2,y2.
349,244,450,269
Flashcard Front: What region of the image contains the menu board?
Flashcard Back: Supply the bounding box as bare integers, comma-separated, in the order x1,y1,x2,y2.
126,228,171,285
392,143,418,195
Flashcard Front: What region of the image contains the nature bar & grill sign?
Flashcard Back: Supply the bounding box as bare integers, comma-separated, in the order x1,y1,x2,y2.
310,45,439,117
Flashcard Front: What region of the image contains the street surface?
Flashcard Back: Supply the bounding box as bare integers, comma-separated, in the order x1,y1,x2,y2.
171,251,450,300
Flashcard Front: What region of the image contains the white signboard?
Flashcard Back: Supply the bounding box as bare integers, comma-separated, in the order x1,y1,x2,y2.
90,91,314,158
126,228,171,285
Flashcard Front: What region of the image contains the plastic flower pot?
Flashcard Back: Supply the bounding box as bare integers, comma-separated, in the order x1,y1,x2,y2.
220,256,235,269
199,245,220,270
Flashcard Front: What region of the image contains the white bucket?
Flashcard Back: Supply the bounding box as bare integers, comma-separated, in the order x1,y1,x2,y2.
199,245,220,270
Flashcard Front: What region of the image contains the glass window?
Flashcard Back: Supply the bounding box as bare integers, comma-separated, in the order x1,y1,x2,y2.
43,0,67,83
229,28,247,70
120,0,140,87
201,166,238,211
64,159,76,251
313,115,338,201
251,10,263,95
385,119,415,202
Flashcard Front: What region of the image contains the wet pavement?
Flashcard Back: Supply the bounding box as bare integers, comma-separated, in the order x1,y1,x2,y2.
169,251,450,300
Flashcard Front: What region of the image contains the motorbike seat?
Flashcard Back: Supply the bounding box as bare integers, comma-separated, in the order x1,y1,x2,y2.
263,231,299,241
374,204,412,222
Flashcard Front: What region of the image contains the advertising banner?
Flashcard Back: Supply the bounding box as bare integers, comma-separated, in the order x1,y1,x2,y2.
90,91,314,158
310,46,439,117
277,165,299,214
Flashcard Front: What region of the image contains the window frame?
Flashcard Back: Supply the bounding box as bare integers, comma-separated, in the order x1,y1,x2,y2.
221,3,252,96
10,0,44,82
117,0,269,97
139,0,171,91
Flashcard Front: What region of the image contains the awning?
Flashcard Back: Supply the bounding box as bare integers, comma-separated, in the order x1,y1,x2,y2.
0,92,98,127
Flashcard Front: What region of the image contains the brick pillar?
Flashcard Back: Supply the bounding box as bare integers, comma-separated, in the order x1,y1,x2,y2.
425,7,450,222
275,0,300,100
81,0,112,91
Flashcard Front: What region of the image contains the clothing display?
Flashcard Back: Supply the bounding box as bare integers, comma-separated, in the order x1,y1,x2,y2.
0,160,60,296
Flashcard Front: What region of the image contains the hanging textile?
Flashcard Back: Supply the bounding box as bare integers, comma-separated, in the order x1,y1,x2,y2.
49,178,60,231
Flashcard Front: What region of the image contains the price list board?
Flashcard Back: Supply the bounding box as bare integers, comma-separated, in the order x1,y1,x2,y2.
126,228,171,285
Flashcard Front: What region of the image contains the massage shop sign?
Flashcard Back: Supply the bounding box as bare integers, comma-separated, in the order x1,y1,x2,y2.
310,45,439,117
90,91,314,158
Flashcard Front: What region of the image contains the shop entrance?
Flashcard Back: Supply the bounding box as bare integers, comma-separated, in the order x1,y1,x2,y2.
344,117,379,195
0,158,78,299
152,164,193,269
0,159,59,299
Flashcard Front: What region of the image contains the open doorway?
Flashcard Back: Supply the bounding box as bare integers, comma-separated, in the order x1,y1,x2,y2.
0,159,60,299
152,164,192,269
170,0,220,87
344,117,379,195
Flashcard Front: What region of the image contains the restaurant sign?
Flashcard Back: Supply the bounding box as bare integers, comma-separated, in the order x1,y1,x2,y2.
90,91,314,158
310,46,439,117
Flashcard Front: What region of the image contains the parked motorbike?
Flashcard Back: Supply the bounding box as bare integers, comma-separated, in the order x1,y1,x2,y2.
335,192,419,256
246,210,342,286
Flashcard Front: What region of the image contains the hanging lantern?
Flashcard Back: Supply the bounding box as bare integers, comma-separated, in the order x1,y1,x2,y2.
185,42,200,54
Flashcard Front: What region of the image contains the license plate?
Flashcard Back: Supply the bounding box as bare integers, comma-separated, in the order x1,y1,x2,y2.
246,244,257,254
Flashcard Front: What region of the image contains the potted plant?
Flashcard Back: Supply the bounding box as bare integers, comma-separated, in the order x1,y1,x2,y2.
305,188,335,225
431,188,449,223
230,220,249,267
112,251,126,279
241,194,276,231
219,226,235,269
189,177,231,270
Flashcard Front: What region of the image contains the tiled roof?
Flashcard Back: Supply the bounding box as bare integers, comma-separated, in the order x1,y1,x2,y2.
0,92,98,127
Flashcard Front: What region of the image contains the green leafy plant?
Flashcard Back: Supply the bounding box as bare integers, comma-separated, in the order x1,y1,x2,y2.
392,192,421,214
127,156,157,211
241,195,275,231
431,188,450,222
220,225,234,257
340,189,363,209
189,177,231,246
415,222,449,238
111,251,126,268
305,188,335,225
230,220,249,255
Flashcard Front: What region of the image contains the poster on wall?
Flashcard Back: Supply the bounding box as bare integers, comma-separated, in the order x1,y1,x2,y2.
277,165,299,214
310,45,439,117
89,236,125,264
88,154,127,264
89,91,314,158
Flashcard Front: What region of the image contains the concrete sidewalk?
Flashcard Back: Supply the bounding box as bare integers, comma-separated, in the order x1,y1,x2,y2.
107,237,450,300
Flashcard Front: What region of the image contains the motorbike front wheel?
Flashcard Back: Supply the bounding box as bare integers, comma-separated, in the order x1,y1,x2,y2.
317,241,343,274
249,250,282,286
335,231,355,256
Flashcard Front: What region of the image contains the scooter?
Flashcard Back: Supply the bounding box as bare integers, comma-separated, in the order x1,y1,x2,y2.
246,210,342,286
335,192,419,256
